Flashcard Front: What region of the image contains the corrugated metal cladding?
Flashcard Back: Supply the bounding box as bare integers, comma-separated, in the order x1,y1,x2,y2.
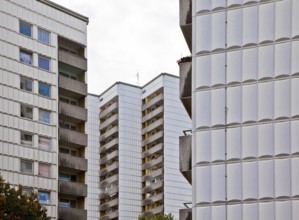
192,0,299,219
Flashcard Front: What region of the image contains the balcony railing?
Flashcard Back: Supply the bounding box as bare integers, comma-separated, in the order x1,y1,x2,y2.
100,114,118,131
99,102,118,119
178,57,192,118
142,131,163,146
142,143,163,158
100,162,119,177
100,150,119,165
142,168,163,182
58,180,87,197
142,193,163,206
100,174,119,188
100,126,118,142
58,49,87,71
59,153,87,172
179,135,192,184
142,156,163,170
100,198,119,211
142,93,163,111
58,207,87,220
142,118,164,135
100,138,118,153
100,186,118,199
59,102,87,123
100,210,118,220
142,106,164,123
179,0,192,51
142,180,163,194
59,128,87,148
58,75,87,98
142,205,164,217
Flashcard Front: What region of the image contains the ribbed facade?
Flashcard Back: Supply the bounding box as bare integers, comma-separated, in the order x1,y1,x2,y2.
0,0,88,219
179,0,299,219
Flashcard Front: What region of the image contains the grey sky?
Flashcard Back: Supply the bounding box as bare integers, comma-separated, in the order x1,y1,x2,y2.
51,0,190,94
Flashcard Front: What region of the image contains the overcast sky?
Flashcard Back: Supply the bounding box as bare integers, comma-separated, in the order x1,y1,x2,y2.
51,0,190,95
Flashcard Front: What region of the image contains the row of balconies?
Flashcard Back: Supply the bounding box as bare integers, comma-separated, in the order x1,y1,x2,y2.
143,181,163,194
100,138,118,154
100,162,119,177
142,106,164,123
100,126,119,142
100,150,119,165
142,93,164,111
142,131,163,147
142,118,164,135
100,114,118,131
142,168,163,182
100,185,119,199
100,198,119,211
142,143,163,158
99,102,118,119
100,174,119,188
142,193,163,206
142,156,163,170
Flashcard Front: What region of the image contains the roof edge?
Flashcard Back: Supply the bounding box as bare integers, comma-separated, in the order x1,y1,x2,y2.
37,0,89,24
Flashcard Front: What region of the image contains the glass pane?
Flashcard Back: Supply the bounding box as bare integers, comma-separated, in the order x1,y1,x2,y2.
38,83,50,97
38,56,50,71
39,110,50,124
20,51,32,65
60,148,70,154
38,28,50,44
21,161,33,174
21,133,32,147
19,21,32,37
59,199,69,207
20,77,33,92
59,173,69,181
38,191,50,204
21,105,33,119
38,163,51,177
39,136,51,151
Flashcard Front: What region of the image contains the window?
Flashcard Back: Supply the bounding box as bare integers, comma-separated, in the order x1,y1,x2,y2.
38,163,51,177
60,147,77,156
20,160,33,174
59,173,77,182
38,83,50,97
21,132,32,147
38,191,50,204
38,56,50,71
39,110,50,124
38,28,50,44
20,77,33,92
59,199,76,208
21,105,33,119
19,21,32,37
39,136,51,151
20,50,32,65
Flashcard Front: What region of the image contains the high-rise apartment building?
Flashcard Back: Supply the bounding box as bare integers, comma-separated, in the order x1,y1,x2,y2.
0,0,88,219
179,0,299,220
87,73,191,220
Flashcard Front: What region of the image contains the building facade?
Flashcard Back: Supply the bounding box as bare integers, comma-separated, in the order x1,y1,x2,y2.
0,0,88,219
179,0,299,219
89,73,191,220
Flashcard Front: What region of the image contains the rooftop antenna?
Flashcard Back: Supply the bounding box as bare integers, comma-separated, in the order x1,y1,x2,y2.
136,71,140,86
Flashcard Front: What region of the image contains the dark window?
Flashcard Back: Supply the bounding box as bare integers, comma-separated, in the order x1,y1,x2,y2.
20,77,33,92
20,105,33,119
20,50,32,65
38,83,50,97
38,56,50,71
19,21,32,37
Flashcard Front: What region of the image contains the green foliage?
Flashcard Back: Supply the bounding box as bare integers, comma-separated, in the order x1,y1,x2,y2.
0,176,50,220
138,213,174,220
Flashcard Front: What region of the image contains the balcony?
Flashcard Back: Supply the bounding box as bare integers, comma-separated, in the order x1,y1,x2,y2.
100,186,118,199
99,102,118,119
142,143,163,158
100,150,119,165
142,131,163,146
142,205,164,217
100,211,118,220
180,0,192,51
59,128,87,148
59,153,87,172
142,181,163,194
100,162,119,177
100,174,119,188
59,75,87,99
58,180,87,197
59,102,87,123
179,135,192,184
142,93,163,111
180,208,192,220
142,193,163,206
100,126,118,142
100,114,118,131
142,118,164,135
58,207,87,220
58,49,87,71
178,57,192,118
142,156,163,170
142,168,163,182
142,106,164,123
100,198,119,211
100,138,118,154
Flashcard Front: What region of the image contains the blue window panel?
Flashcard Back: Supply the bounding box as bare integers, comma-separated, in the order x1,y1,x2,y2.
20,51,32,65
39,83,50,97
19,21,32,37
39,110,50,124
38,56,50,71
38,28,50,44
38,192,50,204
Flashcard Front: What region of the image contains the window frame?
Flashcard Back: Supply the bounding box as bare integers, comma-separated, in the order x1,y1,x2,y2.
38,136,51,151
38,55,50,71
20,132,33,147
20,50,33,65
38,28,50,45
19,20,32,37
20,77,33,92
38,163,51,178
38,82,51,98
20,104,33,120
20,160,33,174
38,191,50,204
39,109,51,124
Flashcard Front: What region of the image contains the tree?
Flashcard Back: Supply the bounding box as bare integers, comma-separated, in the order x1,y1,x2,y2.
0,176,50,220
138,213,174,220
